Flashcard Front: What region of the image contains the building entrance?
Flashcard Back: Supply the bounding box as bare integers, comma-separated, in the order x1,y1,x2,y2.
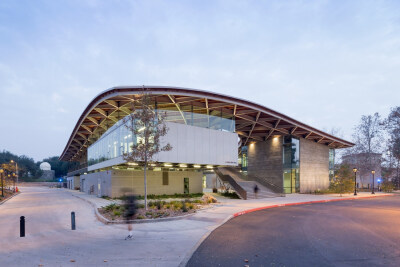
184,178,189,194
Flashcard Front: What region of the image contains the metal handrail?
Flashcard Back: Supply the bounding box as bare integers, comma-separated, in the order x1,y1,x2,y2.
220,167,285,197
214,169,247,200
248,174,286,197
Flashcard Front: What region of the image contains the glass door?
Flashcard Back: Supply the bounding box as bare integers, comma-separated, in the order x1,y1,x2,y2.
184,178,189,194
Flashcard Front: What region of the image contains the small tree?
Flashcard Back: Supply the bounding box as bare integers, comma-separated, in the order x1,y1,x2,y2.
123,91,172,210
330,164,354,196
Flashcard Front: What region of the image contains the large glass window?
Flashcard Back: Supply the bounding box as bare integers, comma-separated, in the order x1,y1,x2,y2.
240,146,248,172
329,148,335,181
283,136,300,193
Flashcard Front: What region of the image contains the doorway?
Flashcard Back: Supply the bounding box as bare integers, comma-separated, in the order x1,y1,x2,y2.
184,178,189,194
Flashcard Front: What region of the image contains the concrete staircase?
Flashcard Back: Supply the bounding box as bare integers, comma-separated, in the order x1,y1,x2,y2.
216,167,280,199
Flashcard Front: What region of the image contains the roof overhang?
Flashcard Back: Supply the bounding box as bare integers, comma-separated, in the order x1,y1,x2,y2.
60,86,354,161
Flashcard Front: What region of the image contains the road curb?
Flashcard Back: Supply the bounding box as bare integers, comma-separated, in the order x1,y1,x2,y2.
0,191,21,206
233,194,394,217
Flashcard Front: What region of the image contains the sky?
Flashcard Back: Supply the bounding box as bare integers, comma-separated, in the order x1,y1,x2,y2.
0,0,400,161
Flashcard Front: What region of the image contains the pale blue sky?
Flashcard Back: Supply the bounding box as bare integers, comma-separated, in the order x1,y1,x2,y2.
1,0,399,161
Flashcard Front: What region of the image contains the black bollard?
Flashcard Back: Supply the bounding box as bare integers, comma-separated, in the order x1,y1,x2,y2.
71,211,76,230
20,216,25,237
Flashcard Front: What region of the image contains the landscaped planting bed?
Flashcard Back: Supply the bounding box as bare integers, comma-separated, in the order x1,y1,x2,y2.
98,195,217,221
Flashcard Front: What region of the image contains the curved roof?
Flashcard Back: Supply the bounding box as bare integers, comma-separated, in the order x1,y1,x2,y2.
60,86,354,161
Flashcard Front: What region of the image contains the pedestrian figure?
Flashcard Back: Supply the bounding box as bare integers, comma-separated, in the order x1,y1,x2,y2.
123,192,137,240
253,184,259,199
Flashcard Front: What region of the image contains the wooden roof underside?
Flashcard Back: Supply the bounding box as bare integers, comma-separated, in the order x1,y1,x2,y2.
60,86,354,161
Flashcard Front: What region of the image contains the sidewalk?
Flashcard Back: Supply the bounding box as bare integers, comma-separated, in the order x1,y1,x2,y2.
63,189,394,266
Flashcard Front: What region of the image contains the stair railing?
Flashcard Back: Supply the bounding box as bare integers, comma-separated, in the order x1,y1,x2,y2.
214,169,247,200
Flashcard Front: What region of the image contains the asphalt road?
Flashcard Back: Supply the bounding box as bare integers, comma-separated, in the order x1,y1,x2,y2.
187,195,400,267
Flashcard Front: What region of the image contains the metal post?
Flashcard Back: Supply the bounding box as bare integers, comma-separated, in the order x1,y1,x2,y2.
71,212,76,230
20,216,25,237
354,172,357,196
372,171,375,194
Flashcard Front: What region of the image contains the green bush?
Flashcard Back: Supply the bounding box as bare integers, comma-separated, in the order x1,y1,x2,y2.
329,164,354,195
145,211,153,217
381,180,395,192
220,191,240,199
137,215,145,219
113,210,121,216
104,203,118,212
136,193,203,200
181,201,188,212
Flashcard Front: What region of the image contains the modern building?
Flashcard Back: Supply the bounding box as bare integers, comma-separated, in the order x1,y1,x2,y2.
342,153,382,189
61,86,354,199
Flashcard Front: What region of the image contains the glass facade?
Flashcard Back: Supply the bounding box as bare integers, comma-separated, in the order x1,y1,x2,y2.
240,146,248,172
283,136,300,193
329,148,335,181
87,109,235,166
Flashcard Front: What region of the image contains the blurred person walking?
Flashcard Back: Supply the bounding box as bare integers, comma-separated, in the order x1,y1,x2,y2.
123,192,137,240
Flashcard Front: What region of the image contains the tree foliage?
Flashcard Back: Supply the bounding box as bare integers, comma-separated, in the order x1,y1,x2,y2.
330,164,354,196
123,91,172,209
385,106,400,188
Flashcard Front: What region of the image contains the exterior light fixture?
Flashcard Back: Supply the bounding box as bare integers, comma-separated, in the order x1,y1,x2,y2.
353,168,358,196
128,162,138,166
164,163,173,167
206,165,213,169
179,164,187,168
193,165,201,168
371,170,375,194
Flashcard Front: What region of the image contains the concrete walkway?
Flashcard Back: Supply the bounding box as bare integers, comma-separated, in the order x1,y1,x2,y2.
0,186,393,267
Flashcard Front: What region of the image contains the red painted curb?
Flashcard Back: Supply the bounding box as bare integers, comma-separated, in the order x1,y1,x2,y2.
233,194,393,217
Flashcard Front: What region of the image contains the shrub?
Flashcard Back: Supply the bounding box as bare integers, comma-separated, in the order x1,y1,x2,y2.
181,201,188,212
188,203,194,210
113,210,121,216
329,164,354,196
104,203,118,212
145,211,153,217
137,204,145,209
155,200,164,210
381,180,395,192
137,215,145,219
221,192,240,199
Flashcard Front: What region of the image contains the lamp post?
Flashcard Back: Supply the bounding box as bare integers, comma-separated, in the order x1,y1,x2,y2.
371,170,375,194
353,168,358,196
0,169,4,197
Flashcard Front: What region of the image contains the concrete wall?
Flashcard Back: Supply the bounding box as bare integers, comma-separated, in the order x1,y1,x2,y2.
247,136,283,187
67,176,80,190
299,138,329,193
110,169,203,198
80,171,112,197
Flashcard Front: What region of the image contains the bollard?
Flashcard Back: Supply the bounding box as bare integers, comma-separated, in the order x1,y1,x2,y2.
71,211,76,230
20,216,25,237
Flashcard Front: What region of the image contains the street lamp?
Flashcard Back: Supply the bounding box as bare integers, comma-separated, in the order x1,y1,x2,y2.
353,168,358,196
0,169,4,197
371,170,375,194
